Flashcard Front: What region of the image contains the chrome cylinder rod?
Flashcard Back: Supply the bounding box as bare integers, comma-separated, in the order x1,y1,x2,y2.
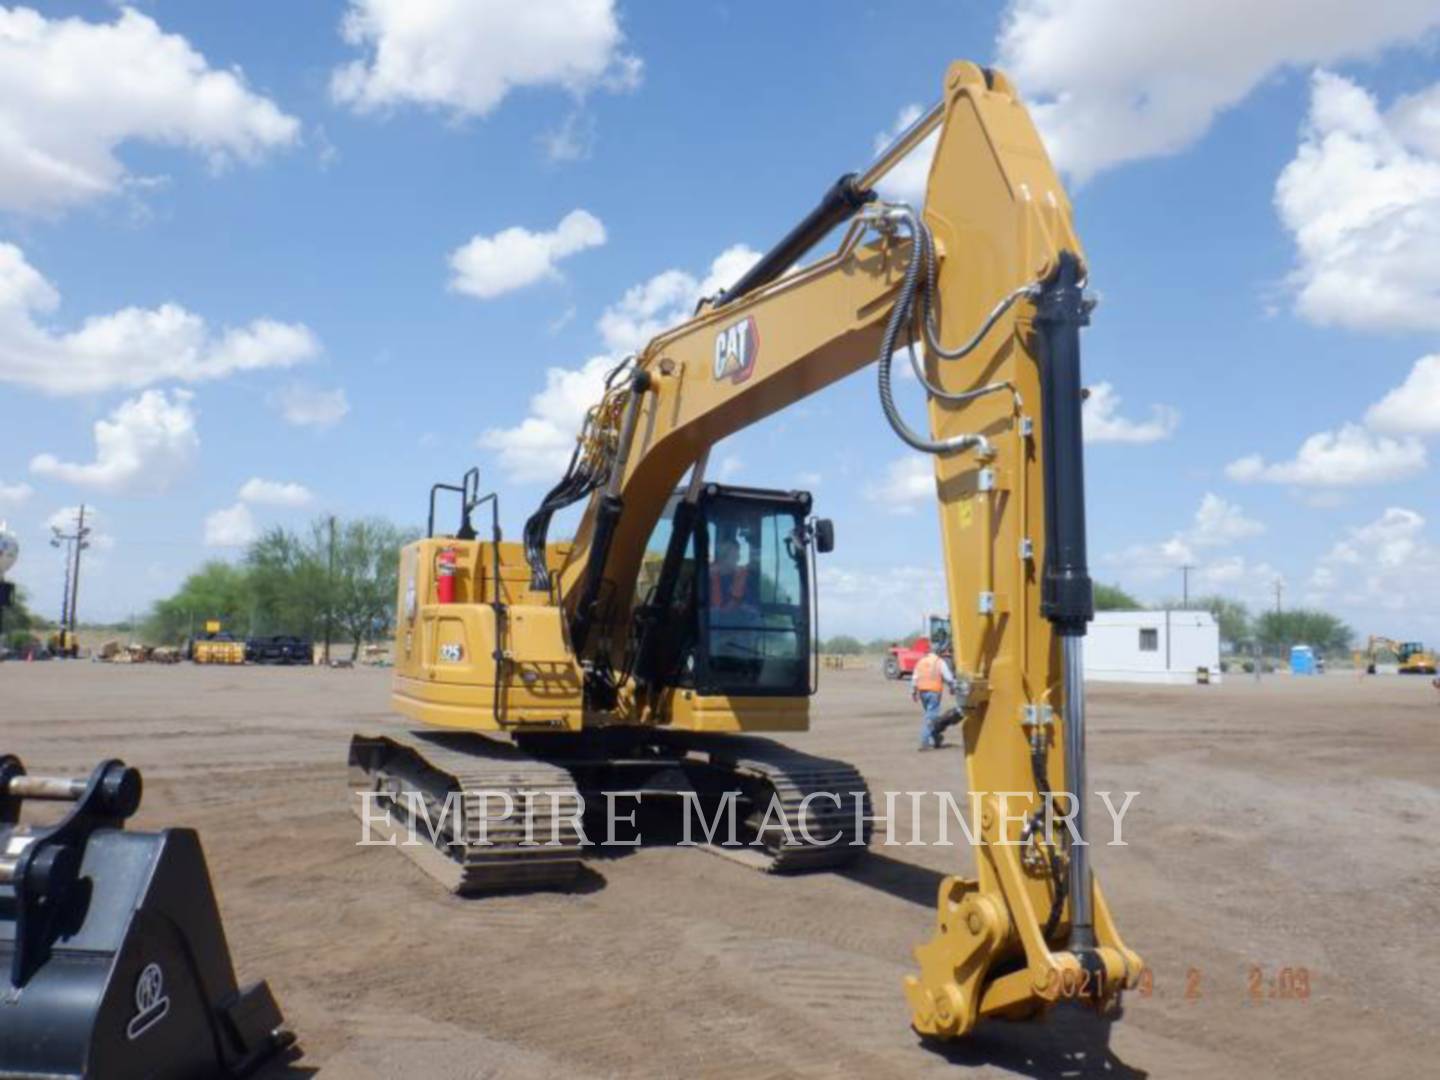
857,101,944,193
1062,634,1094,947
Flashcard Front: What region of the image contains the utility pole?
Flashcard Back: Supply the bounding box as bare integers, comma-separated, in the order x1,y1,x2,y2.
49,505,90,657
1180,564,1195,608
53,534,71,629
69,504,87,635
1274,578,1283,616
324,515,336,666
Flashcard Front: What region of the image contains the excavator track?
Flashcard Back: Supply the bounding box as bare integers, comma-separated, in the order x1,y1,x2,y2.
348,730,584,895
649,731,873,873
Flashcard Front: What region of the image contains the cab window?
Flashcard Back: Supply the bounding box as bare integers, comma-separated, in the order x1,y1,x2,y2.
699,497,808,694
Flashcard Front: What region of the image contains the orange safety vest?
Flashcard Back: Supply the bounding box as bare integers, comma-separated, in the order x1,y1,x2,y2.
913,652,945,692
709,565,749,610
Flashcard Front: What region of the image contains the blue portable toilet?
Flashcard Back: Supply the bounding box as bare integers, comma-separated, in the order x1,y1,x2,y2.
1290,644,1317,676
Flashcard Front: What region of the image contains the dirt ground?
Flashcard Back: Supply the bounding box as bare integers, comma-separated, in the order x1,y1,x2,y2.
3,662,1438,1078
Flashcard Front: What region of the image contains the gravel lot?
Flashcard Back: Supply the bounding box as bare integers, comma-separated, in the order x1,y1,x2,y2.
4,662,1437,1078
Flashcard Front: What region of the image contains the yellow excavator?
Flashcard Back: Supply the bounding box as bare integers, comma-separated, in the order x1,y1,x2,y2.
1356,635,1438,675
351,59,1141,1038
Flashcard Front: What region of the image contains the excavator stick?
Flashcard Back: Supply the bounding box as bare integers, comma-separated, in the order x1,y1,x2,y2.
0,755,294,1079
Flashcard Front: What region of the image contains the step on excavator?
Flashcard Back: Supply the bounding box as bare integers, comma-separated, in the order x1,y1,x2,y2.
350,59,1142,1038
0,755,294,1078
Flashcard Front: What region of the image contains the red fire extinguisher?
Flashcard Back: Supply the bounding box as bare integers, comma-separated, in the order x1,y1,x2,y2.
436,546,458,604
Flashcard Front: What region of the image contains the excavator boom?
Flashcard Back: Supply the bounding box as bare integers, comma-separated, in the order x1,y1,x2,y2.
355,59,1142,1040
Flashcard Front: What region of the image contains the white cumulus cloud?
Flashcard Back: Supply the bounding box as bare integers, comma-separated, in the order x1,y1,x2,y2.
597,244,760,353
0,479,32,505
1104,494,1277,606
1308,507,1440,622
872,104,937,206
1276,71,1440,332
332,0,641,117
0,244,318,396
818,562,947,639
204,503,256,548
1190,493,1266,548
864,455,935,514
1366,354,1440,435
30,389,199,495
1106,493,1265,580
238,478,313,508
0,4,299,215
479,353,616,483
1082,382,1179,444
1225,423,1426,487
481,245,761,483
449,209,606,300
271,384,349,429
996,0,1440,182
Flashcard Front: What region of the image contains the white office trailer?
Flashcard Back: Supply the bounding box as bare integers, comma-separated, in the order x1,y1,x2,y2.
1083,610,1222,685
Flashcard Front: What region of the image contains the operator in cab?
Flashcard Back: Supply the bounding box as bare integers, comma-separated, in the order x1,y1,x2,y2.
709,539,750,611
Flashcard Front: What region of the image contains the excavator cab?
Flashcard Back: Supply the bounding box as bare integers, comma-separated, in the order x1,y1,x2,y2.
633,484,829,696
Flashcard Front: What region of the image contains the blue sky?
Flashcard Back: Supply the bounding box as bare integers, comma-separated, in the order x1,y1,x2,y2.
2,1,1439,640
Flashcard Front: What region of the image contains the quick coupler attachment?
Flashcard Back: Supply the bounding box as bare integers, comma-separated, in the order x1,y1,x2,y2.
0,755,295,1079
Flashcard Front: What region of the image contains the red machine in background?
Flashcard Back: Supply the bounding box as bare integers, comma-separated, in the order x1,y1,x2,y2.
882,614,951,679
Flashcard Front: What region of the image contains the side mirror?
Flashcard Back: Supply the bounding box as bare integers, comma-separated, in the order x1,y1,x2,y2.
813,518,835,554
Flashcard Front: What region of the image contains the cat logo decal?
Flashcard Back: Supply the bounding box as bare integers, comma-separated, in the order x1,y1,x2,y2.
713,316,758,384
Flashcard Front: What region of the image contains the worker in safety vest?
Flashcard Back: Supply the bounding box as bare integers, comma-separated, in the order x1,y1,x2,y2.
911,648,957,750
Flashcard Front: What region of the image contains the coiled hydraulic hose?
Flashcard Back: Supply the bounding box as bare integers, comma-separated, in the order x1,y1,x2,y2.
917,223,1040,363
875,209,994,457
875,205,1042,455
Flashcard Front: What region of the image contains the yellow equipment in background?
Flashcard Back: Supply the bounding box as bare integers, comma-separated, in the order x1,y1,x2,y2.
1356,635,1439,675
47,629,79,659
352,60,1140,1038
192,619,245,665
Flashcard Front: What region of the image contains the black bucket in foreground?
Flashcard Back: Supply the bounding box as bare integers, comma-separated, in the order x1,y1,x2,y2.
0,755,295,1079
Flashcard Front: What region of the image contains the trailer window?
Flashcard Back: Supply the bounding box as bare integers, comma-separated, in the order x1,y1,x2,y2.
1139,628,1158,652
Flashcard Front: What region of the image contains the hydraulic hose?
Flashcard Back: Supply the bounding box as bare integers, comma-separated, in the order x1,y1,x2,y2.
917,225,1039,363
875,209,992,457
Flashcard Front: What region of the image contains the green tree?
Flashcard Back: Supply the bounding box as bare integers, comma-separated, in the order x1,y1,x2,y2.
142,562,254,644
822,634,865,655
331,517,411,660
1093,582,1141,610
2,583,42,634
1255,608,1353,657
247,525,329,640
1160,594,1252,650
1195,595,1250,650
141,515,429,657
